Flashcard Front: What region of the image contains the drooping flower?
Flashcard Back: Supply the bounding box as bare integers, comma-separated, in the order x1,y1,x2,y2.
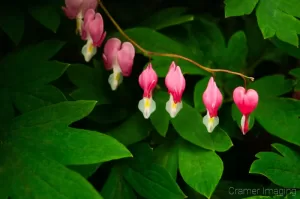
62,0,98,35
80,9,106,62
165,61,186,118
202,77,223,133
102,38,135,90
233,86,259,135
138,63,158,119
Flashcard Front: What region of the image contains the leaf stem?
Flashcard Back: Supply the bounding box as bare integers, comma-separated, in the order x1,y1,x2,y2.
98,0,254,82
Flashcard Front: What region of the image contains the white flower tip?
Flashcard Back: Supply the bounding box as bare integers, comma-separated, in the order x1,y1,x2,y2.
165,95,182,118
81,42,97,62
203,114,219,133
138,97,156,119
108,72,123,91
241,115,250,135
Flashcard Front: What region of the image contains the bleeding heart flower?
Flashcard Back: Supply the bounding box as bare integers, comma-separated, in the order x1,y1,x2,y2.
202,77,223,133
165,61,186,118
102,38,135,91
62,0,98,35
138,63,158,119
233,86,259,135
81,9,106,62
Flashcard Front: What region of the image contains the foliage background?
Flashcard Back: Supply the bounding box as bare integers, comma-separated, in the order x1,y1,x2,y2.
1,0,300,198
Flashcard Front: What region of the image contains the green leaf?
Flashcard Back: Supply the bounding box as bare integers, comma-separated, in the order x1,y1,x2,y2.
249,75,294,97
243,197,276,199
121,28,208,77
68,163,101,178
254,98,300,146
289,68,300,78
0,40,68,116
171,102,233,152
221,31,248,72
194,77,209,113
101,166,137,199
9,101,132,164
153,142,178,180
5,149,103,199
67,63,110,104
107,112,151,146
179,140,223,198
244,16,267,63
225,0,259,17
0,5,24,45
150,91,170,136
271,38,300,59
183,19,225,67
250,143,300,188
29,5,60,32
0,101,132,198
140,7,194,30
124,143,185,199
256,0,300,46
11,85,67,113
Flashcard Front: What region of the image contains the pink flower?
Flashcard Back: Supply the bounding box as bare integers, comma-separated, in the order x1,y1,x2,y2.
81,9,106,62
62,0,98,35
202,77,223,133
138,63,158,119
165,61,186,118
233,86,259,135
102,38,135,91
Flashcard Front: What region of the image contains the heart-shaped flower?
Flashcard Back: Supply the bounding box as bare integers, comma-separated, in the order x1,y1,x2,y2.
102,38,135,90
233,86,259,134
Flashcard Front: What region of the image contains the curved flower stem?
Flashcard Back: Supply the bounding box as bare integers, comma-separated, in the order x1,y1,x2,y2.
98,0,255,82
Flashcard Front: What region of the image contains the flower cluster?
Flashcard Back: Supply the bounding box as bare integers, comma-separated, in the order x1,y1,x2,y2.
62,0,259,135
138,61,186,119
202,77,259,134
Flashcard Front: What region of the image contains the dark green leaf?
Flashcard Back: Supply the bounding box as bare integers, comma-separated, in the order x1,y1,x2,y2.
101,166,137,199
183,19,225,67
250,143,300,188
0,89,14,124
150,91,170,137
67,63,110,104
271,38,300,59
255,98,300,146
153,142,178,180
68,163,101,178
256,0,300,46
10,101,132,165
171,102,233,152
249,75,294,97
244,16,266,62
124,163,185,199
194,77,209,113
29,5,60,32
179,140,223,198
221,31,248,73
11,85,66,113
0,5,24,45
6,149,103,199
289,68,300,78
140,7,194,30
225,0,259,17
0,101,132,198
0,40,68,114
121,28,208,77
107,112,151,146
123,143,185,199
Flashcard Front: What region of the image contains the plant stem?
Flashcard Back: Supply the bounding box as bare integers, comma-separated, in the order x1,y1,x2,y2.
98,0,255,82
